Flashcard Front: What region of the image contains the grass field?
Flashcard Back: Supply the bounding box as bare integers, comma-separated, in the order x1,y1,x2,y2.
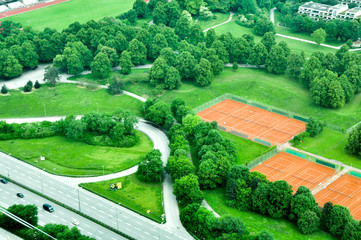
297,128,361,169
80,174,163,221
205,188,336,240
3,0,135,31
0,132,153,176
214,17,337,57
0,84,143,118
123,68,361,129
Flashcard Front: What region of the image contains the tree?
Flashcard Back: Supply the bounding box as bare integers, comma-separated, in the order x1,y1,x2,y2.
268,180,293,218
306,117,323,137
345,124,361,155
232,62,238,71
165,1,182,27
127,39,147,65
252,182,271,215
189,24,204,45
327,79,345,108
136,150,163,182
185,0,203,14
217,216,247,237
23,83,32,92
205,29,217,48
153,2,168,25
91,52,112,79
261,32,276,53
198,158,219,189
265,45,287,74
100,46,119,67
145,101,173,129
175,16,191,40
173,174,204,207
248,42,267,66
312,28,327,47
321,201,333,231
232,37,251,63
20,41,39,69
343,64,361,92
175,51,197,80
254,18,275,36
258,230,274,240
286,53,304,79
211,40,229,63
182,114,203,136
328,205,352,237
133,0,148,18
297,210,320,234
66,54,84,75
164,66,182,90
289,186,319,222
149,57,169,86
202,48,224,75
167,155,195,180
341,220,361,240
43,65,60,86
1,84,8,94
2,55,22,79
150,33,169,60
299,56,322,88
5,204,38,229
108,76,124,95
194,58,213,87
119,51,134,74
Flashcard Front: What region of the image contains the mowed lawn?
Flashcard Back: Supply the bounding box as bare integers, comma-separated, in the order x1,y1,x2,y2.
214,18,337,57
0,84,143,118
3,0,135,31
205,188,336,240
124,68,361,128
80,174,163,222
297,128,361,169
0,132,153,176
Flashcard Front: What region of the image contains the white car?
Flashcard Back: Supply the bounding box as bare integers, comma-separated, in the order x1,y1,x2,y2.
72,219,80,226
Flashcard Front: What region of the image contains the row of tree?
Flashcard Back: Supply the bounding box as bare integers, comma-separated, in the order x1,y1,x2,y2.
0,204,94,240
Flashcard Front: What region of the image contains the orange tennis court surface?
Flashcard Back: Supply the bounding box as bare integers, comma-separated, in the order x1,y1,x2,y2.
197,99,306,146
251,152,336,192
315,174,361,220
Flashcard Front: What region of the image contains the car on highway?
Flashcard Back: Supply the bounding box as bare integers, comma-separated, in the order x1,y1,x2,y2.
0,178,8,184
43,203,54,212
72,219,80,226
16,193,24,198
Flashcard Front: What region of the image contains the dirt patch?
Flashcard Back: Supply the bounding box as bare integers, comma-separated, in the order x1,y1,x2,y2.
0,93,10,96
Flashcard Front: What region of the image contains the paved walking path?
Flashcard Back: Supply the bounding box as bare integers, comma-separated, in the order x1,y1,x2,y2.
203,12,234,32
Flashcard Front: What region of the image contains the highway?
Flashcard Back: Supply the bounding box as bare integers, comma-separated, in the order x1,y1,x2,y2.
0,181,127,240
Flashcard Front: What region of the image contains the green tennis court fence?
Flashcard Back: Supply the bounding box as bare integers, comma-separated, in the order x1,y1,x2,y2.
349,171,361,179
254,138,272,147
316,159,336,169
247,147,278,169
230,130,248,139
286,149,306,159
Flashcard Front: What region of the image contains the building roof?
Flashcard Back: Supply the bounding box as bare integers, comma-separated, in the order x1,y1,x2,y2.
300,1,331,11
347,7,361,13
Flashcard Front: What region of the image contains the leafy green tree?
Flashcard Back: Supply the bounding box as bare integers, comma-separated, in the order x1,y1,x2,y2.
265,45,287,74
175,51,197,80
327,79,345,108
261,32,276,53
2,55,22,79
91,52,112,79
297,210,320,234
343,64,361,92
100,46,119,67
254,18,275,36
258,230,274,240
165,1,182,27
312,28,327,46
252,182,271,215
150,33,168,60
153,2,168,25
162,27,179,50
185,0,203,14
299,56,322,88
108,76,124,95
198,158,219,189
232,37,251,63
20,41,39,69
167,155,195,180
43,65,60,86
194,58,213,87
175,16,191,40
289,186,320,222
182,114,203,136
321,201,333,231
306,117,323,137
310,75,329,107
5,204,38,229
66,54,84,75
127,39,147,65
328,205,352,237
232,62,238,71
159,47,177,67
119,51,134,74
268,180,293,218
180,203,201,233
133,0,148,18
286,53,304,79
1,84,8,94
189,24,204,45
325,21,337,41
149,57,169,86
173,174,204,207
148,0,167,10
248,42,267,66
345,124,361,155
341,220,361,240
164,66,182,90
205,29,217,48
211,40,229,63
217,216,247,237
202,48,224,75
136,150,163,182
145,101,173,129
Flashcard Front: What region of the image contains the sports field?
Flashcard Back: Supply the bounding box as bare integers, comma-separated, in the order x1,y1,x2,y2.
197,99,306,146
252,152,336,192
315,174,361,220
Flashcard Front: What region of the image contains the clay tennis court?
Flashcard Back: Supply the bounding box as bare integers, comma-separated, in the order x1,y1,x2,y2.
315,174,361,220
252,152,336,192
197,99,306,146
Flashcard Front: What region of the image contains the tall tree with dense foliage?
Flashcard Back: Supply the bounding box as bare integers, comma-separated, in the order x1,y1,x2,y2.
175,16,191,40
261,32,276,53
254,18,275,36
4,204,38,229
43,65,60,86
164,66,182,90
119,51,134,74
297,210,320,234
127,39,147,65
173,174,204,207
328,205,352,237
136,150,163,182
133,0,148,18
268,180,293,218
286,53,304,79
248,42,267,66
265,45,287,74
175,51,197,80
194,58,213,87
145,101,173,129
312,28,327,46
306,117,323,137
91,52,112,79
345,124,361,155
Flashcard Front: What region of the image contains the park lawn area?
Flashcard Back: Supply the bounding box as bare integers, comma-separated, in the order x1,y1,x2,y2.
80,174,163,222
0,132,153,176
194,12,230,30
297,128,361,169
3,0,135,31
214,18,337,57
124,68,361,129
0,83,143,118
205,188,336,240
219,131,269,165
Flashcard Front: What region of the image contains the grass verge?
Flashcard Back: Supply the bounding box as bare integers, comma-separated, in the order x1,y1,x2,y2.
205,188,336,240
0,132,153,176
80,174,163,222
2,0,135,31
0,83,143,118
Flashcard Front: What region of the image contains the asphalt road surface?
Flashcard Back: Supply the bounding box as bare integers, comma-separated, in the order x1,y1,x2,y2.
0,181,127,240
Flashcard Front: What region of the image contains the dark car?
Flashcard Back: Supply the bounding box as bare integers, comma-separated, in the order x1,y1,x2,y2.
16,193,24,198
0,178,8,184
43,203,54,212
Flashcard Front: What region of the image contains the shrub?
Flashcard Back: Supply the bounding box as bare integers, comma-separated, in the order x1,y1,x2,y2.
291,132,309,146
23,84,32,92
108,78,124,95
1,84,8,94
26,80,33,87
34,80,41,89
306,117,323,137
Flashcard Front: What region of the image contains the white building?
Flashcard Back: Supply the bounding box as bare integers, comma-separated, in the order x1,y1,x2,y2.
298,1,361,21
